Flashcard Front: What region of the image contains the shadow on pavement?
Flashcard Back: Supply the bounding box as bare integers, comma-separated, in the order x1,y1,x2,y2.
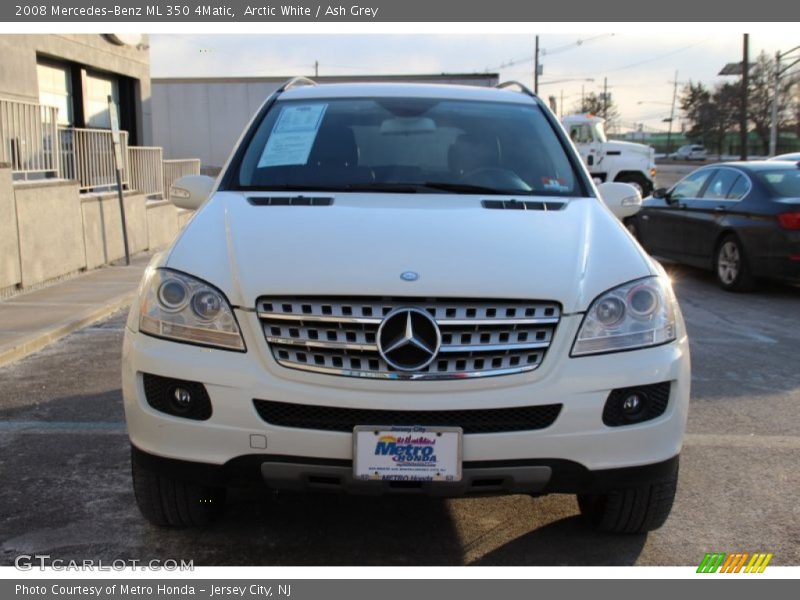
469,515,646,566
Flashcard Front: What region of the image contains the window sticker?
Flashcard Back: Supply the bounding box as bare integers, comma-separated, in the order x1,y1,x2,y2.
541,176,570,192
257,103,328,167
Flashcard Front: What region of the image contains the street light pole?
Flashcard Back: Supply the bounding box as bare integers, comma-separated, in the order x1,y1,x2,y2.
534,35,540,95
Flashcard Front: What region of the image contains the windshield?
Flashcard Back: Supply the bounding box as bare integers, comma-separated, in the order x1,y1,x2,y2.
757,168,800,197
233,97,581,196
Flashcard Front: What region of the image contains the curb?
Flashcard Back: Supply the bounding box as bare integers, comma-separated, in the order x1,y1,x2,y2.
0,292,136,369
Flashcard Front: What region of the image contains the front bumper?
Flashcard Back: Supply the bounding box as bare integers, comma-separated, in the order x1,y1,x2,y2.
131,445,680,497
122,307,691,487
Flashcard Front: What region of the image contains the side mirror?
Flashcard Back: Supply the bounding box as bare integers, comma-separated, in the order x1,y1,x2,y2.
652,187,668,199
597,181,642,220
169,175,215,210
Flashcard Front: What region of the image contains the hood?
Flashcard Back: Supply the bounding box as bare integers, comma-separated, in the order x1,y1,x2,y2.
604,139,654,159
165,193,654,314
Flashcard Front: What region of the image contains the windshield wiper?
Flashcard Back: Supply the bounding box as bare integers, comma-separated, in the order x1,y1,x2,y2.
234,183,420,193
416,181,534,195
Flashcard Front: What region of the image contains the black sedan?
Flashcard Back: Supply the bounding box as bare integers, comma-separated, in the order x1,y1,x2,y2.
629,161,800,291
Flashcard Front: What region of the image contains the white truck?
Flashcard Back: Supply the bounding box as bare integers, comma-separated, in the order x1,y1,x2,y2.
562,113,657,196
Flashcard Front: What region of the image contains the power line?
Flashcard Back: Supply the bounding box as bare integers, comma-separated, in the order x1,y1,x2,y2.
482,34,615,73
573,38,712,78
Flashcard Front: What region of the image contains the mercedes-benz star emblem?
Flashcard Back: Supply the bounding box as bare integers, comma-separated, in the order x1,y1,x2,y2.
377,308,441,371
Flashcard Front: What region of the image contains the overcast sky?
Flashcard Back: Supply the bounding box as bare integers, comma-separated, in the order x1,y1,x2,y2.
150,33,799,131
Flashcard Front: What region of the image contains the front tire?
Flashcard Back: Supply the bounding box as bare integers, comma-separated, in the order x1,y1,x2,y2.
615,173,652,197
577,463,678,534
715,234,756,292
132,450,226,527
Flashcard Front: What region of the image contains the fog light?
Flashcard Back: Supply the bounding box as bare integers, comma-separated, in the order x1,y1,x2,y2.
622,392,645,418
603,382,670,427
171,387,192,412
143,374,212,421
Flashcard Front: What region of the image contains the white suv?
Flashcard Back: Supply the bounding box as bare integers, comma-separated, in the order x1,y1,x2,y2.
123,80,690,534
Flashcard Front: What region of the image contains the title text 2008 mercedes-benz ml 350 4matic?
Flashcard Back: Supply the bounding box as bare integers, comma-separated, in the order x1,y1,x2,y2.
123,79,690,533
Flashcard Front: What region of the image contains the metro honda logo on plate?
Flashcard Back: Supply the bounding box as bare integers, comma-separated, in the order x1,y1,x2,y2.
353,426,462,482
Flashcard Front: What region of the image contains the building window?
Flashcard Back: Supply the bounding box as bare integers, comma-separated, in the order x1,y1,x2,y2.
37,61,73,125
84,71,120,130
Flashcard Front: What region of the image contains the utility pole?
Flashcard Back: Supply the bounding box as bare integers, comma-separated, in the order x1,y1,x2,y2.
534,35,540,95
314,60,319,78
560,89,564,118
740,33,749,161
602,77,608,120
666,70,679,157
769,45,800,156
770,51,781,156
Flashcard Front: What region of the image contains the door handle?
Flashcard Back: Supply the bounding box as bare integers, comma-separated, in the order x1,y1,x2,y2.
714,205,727,213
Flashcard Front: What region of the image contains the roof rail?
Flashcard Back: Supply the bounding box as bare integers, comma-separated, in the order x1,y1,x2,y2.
495,81,536,98
278,77,318,92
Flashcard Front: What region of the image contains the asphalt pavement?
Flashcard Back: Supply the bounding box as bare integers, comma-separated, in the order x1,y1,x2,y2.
0,261,798,566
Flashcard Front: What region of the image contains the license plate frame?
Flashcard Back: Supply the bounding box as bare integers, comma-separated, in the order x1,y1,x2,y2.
353,425,463,482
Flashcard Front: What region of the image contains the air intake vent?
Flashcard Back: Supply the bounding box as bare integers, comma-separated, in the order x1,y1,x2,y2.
482,200,566,211
253,399,562,434
247,196,333,206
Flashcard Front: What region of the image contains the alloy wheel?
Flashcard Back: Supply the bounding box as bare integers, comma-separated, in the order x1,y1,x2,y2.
717,241,740,285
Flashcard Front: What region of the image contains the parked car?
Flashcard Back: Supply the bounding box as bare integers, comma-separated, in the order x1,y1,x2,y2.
630,162,800,291
672,145,707,161
769,152,800,162
123,79,689,534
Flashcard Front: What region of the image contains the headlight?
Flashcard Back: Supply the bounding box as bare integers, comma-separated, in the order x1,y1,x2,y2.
571,276,676,356
139,268,246,351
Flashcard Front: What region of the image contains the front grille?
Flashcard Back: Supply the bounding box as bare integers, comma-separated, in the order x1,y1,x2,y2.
253,399,562,434
257,297,561,380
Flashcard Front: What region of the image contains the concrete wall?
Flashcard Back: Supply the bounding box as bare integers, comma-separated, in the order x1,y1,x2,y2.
145,200,179,250
81,192,148,270
15,179,85,288
0,34,152,144
152,73,500,168
0,171,190,297
0,165,21,290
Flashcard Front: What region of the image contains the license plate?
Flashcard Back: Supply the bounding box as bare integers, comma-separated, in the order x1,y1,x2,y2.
353,426,462,482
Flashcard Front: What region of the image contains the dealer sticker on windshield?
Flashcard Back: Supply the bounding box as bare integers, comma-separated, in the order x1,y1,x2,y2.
257,103,328,167
353,426,462,482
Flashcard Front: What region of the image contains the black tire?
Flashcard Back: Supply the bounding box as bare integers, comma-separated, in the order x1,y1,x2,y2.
132,450,226,527
714,234,756,292
577,463,678,534
615,173,652,197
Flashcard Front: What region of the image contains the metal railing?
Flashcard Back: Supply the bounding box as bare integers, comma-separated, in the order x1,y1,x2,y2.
59,126,129,192
2,98,202,197
0,98,60,178
163,158,201,199
128,146,164,197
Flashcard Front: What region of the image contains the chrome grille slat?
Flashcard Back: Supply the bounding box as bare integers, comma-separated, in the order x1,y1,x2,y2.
438,317,559,326
258,297,561,380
